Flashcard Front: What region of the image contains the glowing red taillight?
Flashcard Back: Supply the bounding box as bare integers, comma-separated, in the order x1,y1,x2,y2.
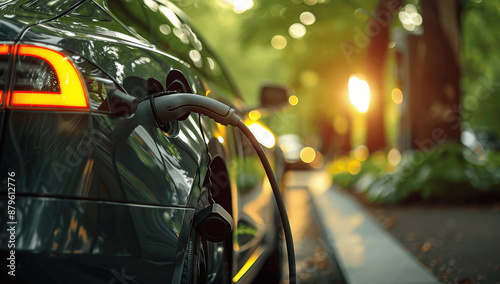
7,45,89,109
0,44,10,105
0,45,9,54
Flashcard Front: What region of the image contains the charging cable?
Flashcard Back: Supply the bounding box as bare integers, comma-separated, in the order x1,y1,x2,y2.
152,93,296,284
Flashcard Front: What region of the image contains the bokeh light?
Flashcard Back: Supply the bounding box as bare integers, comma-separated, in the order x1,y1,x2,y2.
398,4,423,31
233,0,254,13
160,6,181,28
392,88,403,104
348,160,362,175
271,35,287,49
353,145,369,162
248,122,276,148
189,49,202,67
248,110,261,121
300,11,316,25
300,147,316,163
388,148,402,166
207,57,216,70
303,0,318,5
289,23,307,39
289,95,299,105
159,24,171,35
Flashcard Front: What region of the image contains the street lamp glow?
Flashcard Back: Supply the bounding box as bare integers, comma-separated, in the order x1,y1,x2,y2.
348,76,370,113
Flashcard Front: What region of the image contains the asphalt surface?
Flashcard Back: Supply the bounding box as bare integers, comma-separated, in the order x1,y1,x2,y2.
368,204,500,284
284,186,344,283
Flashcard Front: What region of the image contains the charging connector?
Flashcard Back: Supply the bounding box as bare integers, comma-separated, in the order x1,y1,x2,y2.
153,93,241,126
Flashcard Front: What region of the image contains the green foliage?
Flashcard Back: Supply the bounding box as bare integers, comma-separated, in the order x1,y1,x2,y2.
170,0,290,107
333,142,500,203
462,1,500,137
170,0,383,137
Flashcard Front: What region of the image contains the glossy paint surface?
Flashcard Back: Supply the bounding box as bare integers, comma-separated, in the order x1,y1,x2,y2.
0,196,192,283
0,0,81,41
0,0,279,283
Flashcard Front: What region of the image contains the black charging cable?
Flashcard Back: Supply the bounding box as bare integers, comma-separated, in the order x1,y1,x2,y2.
236,120,296,283
152,93,296,284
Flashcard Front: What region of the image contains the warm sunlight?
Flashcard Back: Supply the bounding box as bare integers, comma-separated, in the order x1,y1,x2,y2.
348,75,370,113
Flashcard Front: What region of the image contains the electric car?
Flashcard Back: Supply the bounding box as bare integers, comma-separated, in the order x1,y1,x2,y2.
0,0,289,283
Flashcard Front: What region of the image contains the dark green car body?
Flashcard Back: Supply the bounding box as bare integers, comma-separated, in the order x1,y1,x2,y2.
0,1,281,283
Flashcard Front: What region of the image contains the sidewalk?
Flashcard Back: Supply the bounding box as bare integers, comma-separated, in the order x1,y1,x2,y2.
286,170,440,284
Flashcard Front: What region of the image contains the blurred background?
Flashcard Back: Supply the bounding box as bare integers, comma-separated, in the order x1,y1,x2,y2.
168,1,500,282
172,0,500,204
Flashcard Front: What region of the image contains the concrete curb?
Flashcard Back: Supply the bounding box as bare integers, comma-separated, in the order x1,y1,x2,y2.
308,185,440,284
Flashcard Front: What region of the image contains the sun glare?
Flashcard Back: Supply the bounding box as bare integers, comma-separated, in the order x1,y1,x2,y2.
348,76,370,113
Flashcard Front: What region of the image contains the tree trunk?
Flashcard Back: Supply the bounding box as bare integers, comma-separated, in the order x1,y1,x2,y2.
365,0,402,153
410,0,462,151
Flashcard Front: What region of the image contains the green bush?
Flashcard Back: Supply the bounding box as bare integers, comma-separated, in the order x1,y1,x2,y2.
332,142,500,203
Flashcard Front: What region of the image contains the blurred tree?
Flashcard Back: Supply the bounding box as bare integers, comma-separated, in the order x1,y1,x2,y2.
174,0,499,148
174,0,404,148
364,0,402,152
462,0,500,138
406,0,462,151
235,0,380,143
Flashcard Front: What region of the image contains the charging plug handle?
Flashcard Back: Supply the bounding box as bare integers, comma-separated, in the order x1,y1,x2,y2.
153,93,241,126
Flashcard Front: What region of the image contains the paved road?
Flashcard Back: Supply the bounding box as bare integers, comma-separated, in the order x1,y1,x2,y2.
282,170,346,283
283,186,344,283
369,204,500,283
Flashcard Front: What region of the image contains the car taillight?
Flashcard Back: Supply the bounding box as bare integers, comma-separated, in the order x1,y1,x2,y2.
8,44,89,109
2,43,129,113
0,45,9,54
0,44,10,106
